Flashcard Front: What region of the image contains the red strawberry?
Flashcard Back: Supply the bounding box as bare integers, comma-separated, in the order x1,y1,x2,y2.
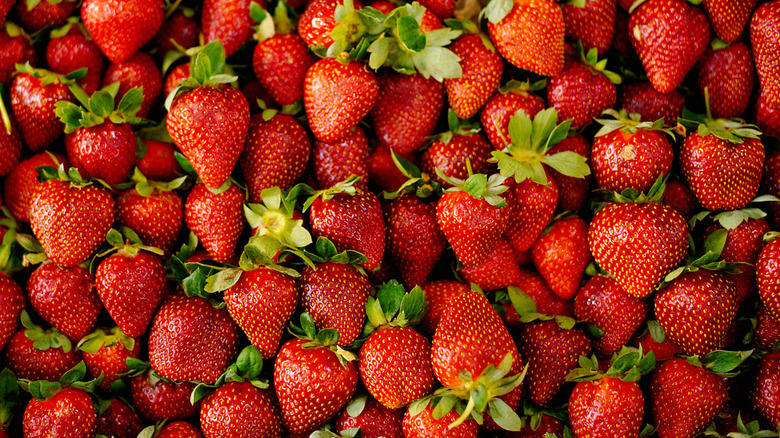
0,272,24,351
202,0,264,58
662,179,698,220
758,238,780,322
185,181,245,263
336,396,404,438
200,381,283,437
27,261,101,342
81,0,164,63
574,275,648,355
80,328,140,392
157,422,205,438
224,267,298,358
531,215,591,300
480,82,545,150
634,322,683,362
402,404,479,438
135,139,183,181
514,269,575,317
519,319,591,406
485,0,565,76
312,126,370,191
562,0,617,54
0,0,11,23
0,105,21,177
16,0,77,33
304,58,378,142
65,120,137,186
445,33,503,120
240,112,311,203
547,55,618,130
422,128,495,188
546,134,592,212
757,92,780,139
501,413,564,437
163,62,190,98
10,68,71,152
131,370,201,422
588,201,688,298
750,0,780,107
153,9,200,57
569,376,644,438
95,398,144,438
366,144,418,192
620,81,685,126
298,0,362,48
116,181,184,255
415,0,455,20
4,152,67,222
102,52,163,119
503,173,559,254
5,315,82,381
30,177,115,268
46,24,105,95
752,351,780,425
754,305,780,350
460,237,521,291
0,23,36,86
629,0,710,93
697,40,754,119
418,280,470,337
765,148,780,228
22,387,96,438
703,0,757,42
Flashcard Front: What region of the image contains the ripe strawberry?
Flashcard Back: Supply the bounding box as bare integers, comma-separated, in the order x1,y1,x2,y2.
336,396,404,438
697,40,754,119
445,33,503,120
422,128,495,188
757,91,780,139
46,24,105,95
0,103,21,177
240,112,311,203
131,370,201,422
79,327,140,391
200,381,283,437
751,1,780,107
485,0,565,76
30,176,115,268
10,68,71,152
546,134,592,212
116,180,184,255
135,139,183,181
629,0,710,93
758,238,780,322
298,0,361,48
574,275,649,355
81,0,164,63
703,0,757,42
153,9,200,57
185,181,245,263
705,217,770,303
531,215,590,300
0,272,24,351
460,237,522,291
765,148,780,227
562,0,617,54
754,305,780,350
304,58,378,143
95,398,145,438
480,82,545,150
27,261,101,342
402,404,479,438
588,201,688,298
418,280,470,337
274,337,359,433
547,54,618,130
312,126,370,191
224,267,298,358
0,23,36,86
591,115,674,193
4,153,67,222
163,62,190,98
620,81,685,126
415,0,454,19
366,144,418,192
203,0,264,58
22,387,97,438
502,413,564,437
16,0,77,33
5,317,82,381
0,0,11,23
663,179,698,220
157,422,205,438
102,52,163,119
503,172,559,254
634,322,683,362
148,293,239,384
253,29,316,106
569,376,644,438
514,268,575,317
752,351,780,426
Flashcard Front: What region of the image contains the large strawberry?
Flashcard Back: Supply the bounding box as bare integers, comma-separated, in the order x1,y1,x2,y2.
0,272,24,351
751,0,780,107
78,327,139,391
629,0,710,93
46,23,105,95
81,0,163,63
202,0,263,58
703,0,757,42
758,237,780,322
531,215,591,300
185,181,245,263
445,30,503,120
10,65,74,152
418,280,470,337
166,42,250,190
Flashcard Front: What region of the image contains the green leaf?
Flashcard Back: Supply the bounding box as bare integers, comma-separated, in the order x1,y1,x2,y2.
116,87,143,118
345,394,367,418
487,398,523,431
59,361,87,386
201,40,226,76
542,151,591,179
704,228,728,258
28,380,62,401
367,37,393,71
611,352,640,373
507,286,537,317
463,173,487,199
647,320,666,343
424,27,462,47
88,90,115,118
433,395,456,420
483,0,514,23
508,110,532,149
249,1,268,23
703,349,752,374
377,280,405,318
236,345,263,378
205,268,243,293
412,47,462,81
193,51,212,84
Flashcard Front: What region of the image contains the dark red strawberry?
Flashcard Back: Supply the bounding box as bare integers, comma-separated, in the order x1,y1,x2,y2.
16,0,77,33
0,23,36,86
163,62,190,99
754,305,780,350
422,122,495,188
81,0,164,63
0,101,21,177
0,272,24,351
46,24,105,95
620,81,685,126
200,381,283,437
10,67,71,152
445,33,503,120
366,144,418,192
662,179,698,220
634,321,683,362
312,126,369,191
765,148,780,228
547,52,619,129
0,0,11,23
157,422,205,437
336,396,403,438
22,387,97,438
135,139,183,181
758,237,780,322
697,40,754,119
5,313,82,381
460,237,521,291
131,369,201,422
102,52,163,119
202,0,264,58
547,134,592,212
757,91,780,139
562,0,617,54
185,181,245,263
480,81,546,150
751,1,780,107
95,398,144,438
752,351,780,426
153,9,200,57
703,0,757,42
418,280,470,337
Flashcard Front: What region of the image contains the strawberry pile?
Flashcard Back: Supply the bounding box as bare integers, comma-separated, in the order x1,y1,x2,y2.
1,0,780,437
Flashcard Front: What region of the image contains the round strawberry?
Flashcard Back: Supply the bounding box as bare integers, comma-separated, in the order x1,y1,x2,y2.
22,387,97,438
200,381,283,438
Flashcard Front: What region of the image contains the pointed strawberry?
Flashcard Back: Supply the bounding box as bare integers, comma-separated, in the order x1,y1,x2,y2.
531,215,591,300
703,0,757,42
697,40,755,119
480,80,546,150
185,181,246,263
445,29,503,120
750,0,780,107
562,0,617,54
22,376,99,438
620,80,685,126
312,126,370,191
203,0,265,58
81,0,163,63
78,327,139,391
460,237,522,291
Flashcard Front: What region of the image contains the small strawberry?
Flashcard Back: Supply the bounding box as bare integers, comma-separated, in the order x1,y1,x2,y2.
546,133,592,212
10,65,73,152
78,327,140,391
153,9,200,58
422,115,496,187
402,403,479,438
0,23,36,86
460,237,522,291
163,62,190,99
754,305,780,350
663,179,699,221
336,395,404,438
562,0,617,54
102,52,163,119
94,398,144,438
634,321,683,362
531,215,591,300
15,0,77,33
758,237,780,322
312,126,370,191
4,152,68,222
203,0,264,58
750,0,780,107
629,0,710,93
752,351,780,426
135,138,183,181
22,386,97,438
620,81,685,126
703,0,757,42
27,261,101,342
480,80,546,150
445,30,503,120
418,280,470,337
130,368,201,422
46,23,105,95
513,270,575,317
697,40,755,119
484,0,565,76
156,422,205,438
5,312,83,382
0,272,24,351
81,0,164,63
185,181,246,263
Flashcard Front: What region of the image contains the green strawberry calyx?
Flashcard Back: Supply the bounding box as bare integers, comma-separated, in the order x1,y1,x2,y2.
191,345,269,404
595,109,675,138
76,327,135,355
18,361,103,401
593,173,667,206
565,346,656,383
382,151,442,200
686,349,753,378
121,168,188,198
289,312,358,367
3,22,32,41
659,229,750,287
250,0,291,42
55,82,144,134
0,368,19,429
717,412,780,438
505,286,582,331
48,15,88,39
481,0,513,24
437,164,508,207
164,41,238,110
245,186,312,255
0,85,12,136
576,44,622,85
20,310,72,354
309,426,360,438
326,0,376,59
93,228,164,263
362,280,427,336
677,90,762,144
15,62,87,88
689,196,779,230
498,79,546,96
490,108,590,185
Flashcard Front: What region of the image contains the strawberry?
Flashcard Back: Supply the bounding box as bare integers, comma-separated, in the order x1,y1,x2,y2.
4,152,67,222
202,0,264,58
503,173,559,254
754,305,780,350
78,327,139,391
312,126,370,191
752,351,780,426
304,57,378,143
562,0,617,54
46,23,105,95
336,396,404,438
750,0,780,107
163,62,190,99
547,50,620,130
81,0,164,63
299,260,371,346
620,81,685,126
366,144,418,192
765,149,780,227
131,369,201,422
5,313,82,381
372,71,444,154
591,113,675,193
223,267,298,358
697,40,755,119
153,9,200,58
679,112,764,211
547,134,592,212
0,0,11,23
240,112,311,203
30,168,115,268
445,32,503,120
402,404,479,438
422,118,495,188
95,398,144,438
298,0,362,48
15,0,77,33
0,272,24,351
513,269,575,317
460,237,521,291
634,321,683,362
135,139,183,181
757,92,780,139
663,179,698,220
415,0,455,20
185,181,246,263
502,413,564,437
480,81,545,150
518,319,591,406
27,261,101,342
157,422,205,438
0,23,36,86
200,381,283,438
418,280,470,337
10,66,72,152
0,100,21,177
22,387,97,438
588,191,689,298
758,237,780,322
166,42,250,190
485,0,565,76
574,275,649,355
629,0,710,93
102,52,163,119
531,215,590,300
703,0,757,42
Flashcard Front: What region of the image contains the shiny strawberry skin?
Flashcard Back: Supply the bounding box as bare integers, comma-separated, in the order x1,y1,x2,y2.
418,280,470,337
514,268,575,317
102,52,162,119
547,58,617,129
562,0,617,54
547,134,592,212
82,331,140,391
5,329,83,381
313,126,370,191
336,397,404,438
253,32,316,106
185,182,245,263
755,305,780,350
662,180,698,222
148,294,239,384
757,91,780,139
591,128,674,193
758,238,780,322
569,377,644,438
634,328,683,362
503,175,559,254
705,218,770,303
116,188,183,254
752,351,780,426
488,0,565,76
620,81,685,126
135,139,183,181
309,190,385,270
628,0,710,93
703,0,757,42
574,275,648,355
22,388,96,438
81,0,164,63
445,34,503,119
274,338,359,433
651,358,727,438
416,0,455,20
481,88,546,150
751,1,780,107
240,113,310,203
4,153,67,222
366,144,418,192
16,0,77,33
202,0,263,57
588,202,688,298
402,404,478,438
46,27,105,94
697,41,754,119
298,0,358,47
304,58,379,143
0,28,36,86
10,72,69,152
27,261,101,342
131,370,201,422
163,62,190,98
680,133,764,211
0,272,24,351
224,267,298,359
66,121,137,185
461,237,522,291
30,180,115,268
95,398,144,438
168,85,250,189
157,422,205,438
200,381,283,438
532,215,591,300
422,132,496,187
